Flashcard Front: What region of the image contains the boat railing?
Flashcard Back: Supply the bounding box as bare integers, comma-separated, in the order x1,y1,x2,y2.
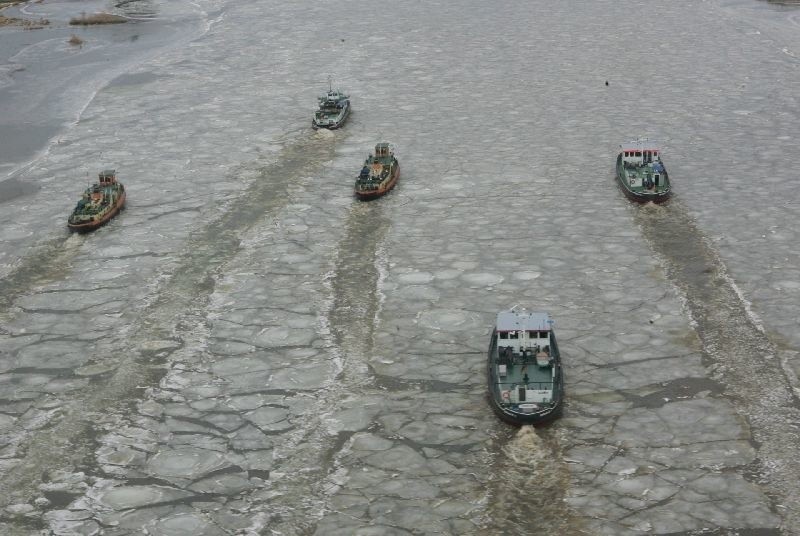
495,380,553,391
496,352,551,367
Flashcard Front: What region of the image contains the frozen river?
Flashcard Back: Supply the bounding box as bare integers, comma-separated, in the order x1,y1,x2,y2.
1,0,800,534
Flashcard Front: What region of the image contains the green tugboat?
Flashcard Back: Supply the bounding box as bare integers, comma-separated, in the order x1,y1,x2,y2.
67,170,126,232
487,307,564,425
312,83,350,130
354,142,399,200
616,139,671,203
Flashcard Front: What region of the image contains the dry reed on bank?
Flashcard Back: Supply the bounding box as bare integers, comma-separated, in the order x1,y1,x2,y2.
69,13,126,25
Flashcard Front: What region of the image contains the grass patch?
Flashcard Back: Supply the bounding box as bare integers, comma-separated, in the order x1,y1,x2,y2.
69,13,127,25
68,34,84,46
0,14,49,28
1,0,48,28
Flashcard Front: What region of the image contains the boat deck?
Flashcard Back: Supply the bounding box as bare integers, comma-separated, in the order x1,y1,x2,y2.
493,348,554,403
617,157,670,196
625,166,669,190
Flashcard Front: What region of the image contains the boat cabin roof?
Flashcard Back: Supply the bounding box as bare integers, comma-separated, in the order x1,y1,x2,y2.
620,140,660,153
99,169,116,179
496,310,552,332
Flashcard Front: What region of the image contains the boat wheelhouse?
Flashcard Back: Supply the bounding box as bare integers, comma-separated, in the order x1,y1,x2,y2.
615,139,671,203
487,308,564,425
354,142,399,200
67,169,126,232
312,87,350,130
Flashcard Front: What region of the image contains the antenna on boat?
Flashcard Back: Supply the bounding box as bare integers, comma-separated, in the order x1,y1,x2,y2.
328,75,332,92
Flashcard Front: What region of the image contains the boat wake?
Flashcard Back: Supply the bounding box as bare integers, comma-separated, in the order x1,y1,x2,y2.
0,130,341,515
0,232,83,315
635,198,800,529
485,426,582,535
252,199,391,534
327,202,390,369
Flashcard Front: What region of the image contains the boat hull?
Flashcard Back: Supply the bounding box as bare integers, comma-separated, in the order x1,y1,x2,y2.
615,154,671,203
487,389,563,426
355,163,399,200
312,103,350,130
486,330,564,426
68,191,126,232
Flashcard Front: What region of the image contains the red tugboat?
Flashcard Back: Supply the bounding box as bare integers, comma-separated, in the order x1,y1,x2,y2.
67,170,126,232
354,143,399,200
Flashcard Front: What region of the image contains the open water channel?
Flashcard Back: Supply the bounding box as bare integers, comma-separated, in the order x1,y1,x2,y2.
1,0,800,534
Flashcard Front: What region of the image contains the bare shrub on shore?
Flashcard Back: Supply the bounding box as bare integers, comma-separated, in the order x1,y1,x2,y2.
69,12,127,25
0,15,49,28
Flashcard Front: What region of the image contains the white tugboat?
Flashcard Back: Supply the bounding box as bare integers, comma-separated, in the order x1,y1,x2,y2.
312,80,350,130
487,307,564,425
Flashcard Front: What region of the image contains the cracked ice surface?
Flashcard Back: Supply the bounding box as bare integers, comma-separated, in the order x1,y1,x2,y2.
1,0,800,534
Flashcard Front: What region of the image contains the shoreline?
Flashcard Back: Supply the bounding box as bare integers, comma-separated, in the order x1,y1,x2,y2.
0,0,48,28
0,0,211,201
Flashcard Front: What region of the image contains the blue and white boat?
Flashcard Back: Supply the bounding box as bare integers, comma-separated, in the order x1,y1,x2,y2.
312,85,350,130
